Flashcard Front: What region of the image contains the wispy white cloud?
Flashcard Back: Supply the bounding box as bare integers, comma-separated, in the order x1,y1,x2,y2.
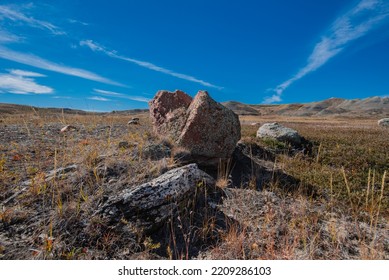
52,95,77,100
8,69,46,77
0,69,53,94
0,4,65,35
80,40,223,90
0,46,122,86
262,94,282,104
265,0,389,104
68,18,89,26
124,96,150,103
94,89,124,97
0,29,21,43
88,96,111,102
93,88,150,102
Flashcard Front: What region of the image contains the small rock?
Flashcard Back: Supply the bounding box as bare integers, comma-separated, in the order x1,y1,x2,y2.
118,141,130,149
128,119,139,125
378,118,389,127
257,122,302,147
60,125,76,133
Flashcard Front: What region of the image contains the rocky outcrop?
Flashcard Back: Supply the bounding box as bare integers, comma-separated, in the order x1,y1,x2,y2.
257,122,302,147
378,118,389,127
149,90,241,160
98,164,215,233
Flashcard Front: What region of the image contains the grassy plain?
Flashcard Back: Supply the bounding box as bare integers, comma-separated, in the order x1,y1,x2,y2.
0,109,388,259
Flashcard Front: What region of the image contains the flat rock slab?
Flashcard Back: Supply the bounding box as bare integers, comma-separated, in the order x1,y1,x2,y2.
98,163,215,233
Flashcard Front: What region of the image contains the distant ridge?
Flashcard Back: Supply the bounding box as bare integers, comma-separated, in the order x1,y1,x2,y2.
222,97,389,118
1,97,388,118
0,103,147,115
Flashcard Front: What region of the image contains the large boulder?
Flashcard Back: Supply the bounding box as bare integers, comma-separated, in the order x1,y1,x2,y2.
149,90,241,160
97,163,215,233
149,90,192,139
257,122,302,147
378,118,389,127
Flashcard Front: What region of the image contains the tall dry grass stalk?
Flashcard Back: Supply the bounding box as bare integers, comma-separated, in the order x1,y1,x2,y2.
216,159,232,189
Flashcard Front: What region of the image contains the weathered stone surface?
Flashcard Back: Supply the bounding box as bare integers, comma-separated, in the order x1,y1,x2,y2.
178,91,241,159
98,163,215,232
149,90,192,138
257,122,302,147
149,90,241,160
378,118,389,127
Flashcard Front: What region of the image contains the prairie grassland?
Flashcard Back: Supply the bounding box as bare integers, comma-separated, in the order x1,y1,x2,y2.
0,111,388,259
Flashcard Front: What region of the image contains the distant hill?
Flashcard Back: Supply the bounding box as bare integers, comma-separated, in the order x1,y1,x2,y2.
1,96,388,118
0,103,95,115
0,103,147,115
222,97,389,117
221,101,260,115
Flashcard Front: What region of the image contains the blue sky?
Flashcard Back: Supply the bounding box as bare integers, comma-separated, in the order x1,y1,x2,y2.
0,0,388,111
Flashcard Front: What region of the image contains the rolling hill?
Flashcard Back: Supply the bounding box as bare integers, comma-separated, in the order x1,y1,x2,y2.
1,96,388,118
222,96,389,117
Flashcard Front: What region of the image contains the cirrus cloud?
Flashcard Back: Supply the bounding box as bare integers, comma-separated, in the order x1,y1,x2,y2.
0,69,53,94
88,96,111,102
93,88,150,102
265,0,389,104
0,4,65,35
81,40,223,90
0,46,123,86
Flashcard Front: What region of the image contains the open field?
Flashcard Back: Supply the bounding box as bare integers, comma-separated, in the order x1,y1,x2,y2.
0,108,388,259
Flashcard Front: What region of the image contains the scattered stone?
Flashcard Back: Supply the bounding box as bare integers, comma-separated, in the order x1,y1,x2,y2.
118,141,130,149
378,118,389,127
60,125,77,133
149,90,241,161
98,163,215,233
142,143,171,160
257,122,302,147
251,122,260,126
128,119,139,125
